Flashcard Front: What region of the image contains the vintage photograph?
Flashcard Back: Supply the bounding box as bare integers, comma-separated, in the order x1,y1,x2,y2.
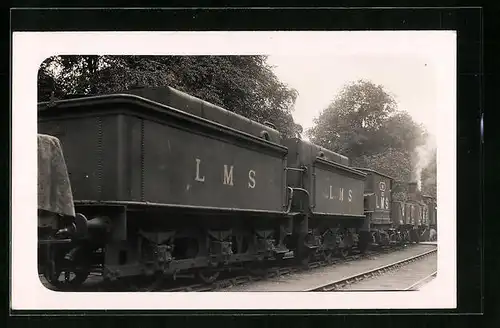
12,31,456,310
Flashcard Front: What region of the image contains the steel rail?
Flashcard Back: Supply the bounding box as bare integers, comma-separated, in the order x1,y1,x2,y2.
158,245,416,292
304,247,437,292
40,244,423,292
404,270,437,291
160,256,360,292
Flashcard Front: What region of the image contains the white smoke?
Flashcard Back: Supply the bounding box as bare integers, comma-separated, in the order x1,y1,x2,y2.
412,135,436,190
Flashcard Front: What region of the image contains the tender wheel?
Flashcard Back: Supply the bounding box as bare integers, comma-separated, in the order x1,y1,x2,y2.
44,267,90,290
339,248,349,258
42,244,91,290
403,231,410,244
323,250,334,264
197,269,220,284
300,253,311,267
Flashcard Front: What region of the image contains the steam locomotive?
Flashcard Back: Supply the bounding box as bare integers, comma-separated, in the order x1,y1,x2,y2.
37,86,437,289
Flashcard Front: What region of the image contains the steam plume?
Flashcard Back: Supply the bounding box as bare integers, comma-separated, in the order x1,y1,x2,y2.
411,135,436,190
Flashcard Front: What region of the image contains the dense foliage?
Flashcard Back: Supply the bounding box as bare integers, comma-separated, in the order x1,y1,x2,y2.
38,55,302,138
307,80,436,199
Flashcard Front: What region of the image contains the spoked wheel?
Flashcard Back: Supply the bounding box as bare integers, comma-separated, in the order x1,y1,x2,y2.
402,231,410,244
44,267,90,290
42,244,91,291
335,230,351,259
339,247,350,259
197,269,220,284
322,250,334,264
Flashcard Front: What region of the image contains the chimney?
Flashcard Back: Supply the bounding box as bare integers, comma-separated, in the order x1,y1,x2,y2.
408,182,418,201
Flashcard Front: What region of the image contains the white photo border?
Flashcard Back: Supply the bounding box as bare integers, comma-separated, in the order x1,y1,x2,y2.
11,31,457,310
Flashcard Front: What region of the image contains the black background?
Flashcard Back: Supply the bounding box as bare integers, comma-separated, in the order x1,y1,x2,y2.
6,3,493,327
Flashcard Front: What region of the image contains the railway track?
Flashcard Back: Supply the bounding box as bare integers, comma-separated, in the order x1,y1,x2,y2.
304,247,437,292
40,244,430,292
404,270,437,291
159,244,421,292
79,252,370,292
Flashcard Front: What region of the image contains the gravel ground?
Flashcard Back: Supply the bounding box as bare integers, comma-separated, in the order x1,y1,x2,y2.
338,252,437,291
222,244,437,292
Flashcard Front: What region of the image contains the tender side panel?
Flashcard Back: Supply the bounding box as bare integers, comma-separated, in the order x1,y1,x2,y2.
39,98,288,213
405,202,421,226
431,202,437,226
391,201,404,225
127,115,144,201
405,203,412,225
423,198,437,227
39,116,120,201
141,119,286,212
397,201,416,226
422,203,429,226
366,173,392,225
312,162,365,216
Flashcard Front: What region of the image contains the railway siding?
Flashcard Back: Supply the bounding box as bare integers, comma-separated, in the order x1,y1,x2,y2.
335,251,437,291
223,244,436,292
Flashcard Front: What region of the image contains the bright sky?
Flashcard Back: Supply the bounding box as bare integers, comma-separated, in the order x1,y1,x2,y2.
266,54,438,140
39,31,453,146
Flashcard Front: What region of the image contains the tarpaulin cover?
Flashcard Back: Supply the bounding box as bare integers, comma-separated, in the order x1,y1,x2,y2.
38,134,75,217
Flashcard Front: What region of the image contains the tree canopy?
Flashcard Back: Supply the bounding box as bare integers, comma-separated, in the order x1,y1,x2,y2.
38,55,302,138
307,79,436,199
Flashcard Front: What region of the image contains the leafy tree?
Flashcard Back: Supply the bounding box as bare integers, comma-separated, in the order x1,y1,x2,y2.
307,79,428,189
352,148,413,182
38,56,65,101
307,80,399,159
383,111,428,152
37,55,302,138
